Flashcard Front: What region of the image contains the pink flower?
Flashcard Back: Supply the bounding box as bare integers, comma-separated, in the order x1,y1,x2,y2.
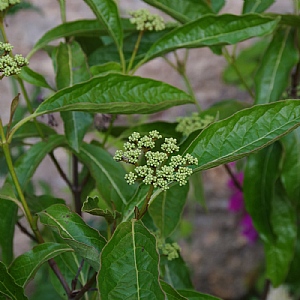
227,169,258,243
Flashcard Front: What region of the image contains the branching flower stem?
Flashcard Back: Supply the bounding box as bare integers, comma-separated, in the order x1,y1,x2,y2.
128,30,144,74
137,184,154,220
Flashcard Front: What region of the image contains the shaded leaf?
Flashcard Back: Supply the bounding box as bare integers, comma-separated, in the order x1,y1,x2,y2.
244,143,282,242
9,243,73,287
281,128,300,203
142,0,212,23
98,220,165,299
34,73,194,115
10,135,66,191
160,281,187,300
264,182,297,286
255,28,298,104
149,183,189,238
177,289,221,300
82,196,121,224
77,143,137,211
12,122,56,141
19,67,53,90
160,255,194,289
182,100,300,173
0,184,18,265
38,204,106,270
143,14,279,62
84,0,123,50
27,194,65,214
0,261,27,300
243,0,275,13
53,41,93,152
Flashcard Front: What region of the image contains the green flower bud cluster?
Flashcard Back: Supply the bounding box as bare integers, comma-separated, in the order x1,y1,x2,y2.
0,42,28,77
0,0,20,11
114,131,198,191
129,9,165,31
176,112,214,137
156,236,181,261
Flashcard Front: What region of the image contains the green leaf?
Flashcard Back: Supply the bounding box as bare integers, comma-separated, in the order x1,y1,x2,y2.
286,230,300,286
211,0,225,13
177,289,221,300
84,0,123,51
143,14,280,62
244,143,282,242
142,0,213,23
98,220,165,299
27,195,65,214
90,62,122,76
53,41,93,152
255,28,298,104
0,184,18,265
243,0,275,13
34,73,194,115
182,100,300,173
12,122,56,140
88,28,173,67
77,143,137,211
8,243,73,287
82,196,121,224
160,255,194,289
38,204,106,270
149,183,189,238
264,182,297,287
160,281,187,300
281,128,300,203
10,135,65,191
27,20,107,58
0,261,27,300
19,67,53,90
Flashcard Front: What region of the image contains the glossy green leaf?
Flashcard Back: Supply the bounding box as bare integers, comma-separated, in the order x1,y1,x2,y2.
98,220,165,299
143,14,279,63
142,0,212,23
77,143,137,211
0,184,18,265
9,243,73,287
19,66,53,90
0,261,27,300
255,28,298,104
177,289,221,300
160,281,187,300
53,41,93,152
38,204,106,270
244,143,282,242
34,73,194,115
84,0,123,51
82,196,121,224
243,0,275,13
160,255,194,289
149,183,189,238
264,182,297,287
281,128,300,203
182,100,300,173
10,135,65,191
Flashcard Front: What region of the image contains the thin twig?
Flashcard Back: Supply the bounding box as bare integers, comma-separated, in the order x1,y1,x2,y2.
72,259,85,291
17,221,38,243
72,155,82,216
260,279,271,300
224,164,243,192
72,272,97,300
